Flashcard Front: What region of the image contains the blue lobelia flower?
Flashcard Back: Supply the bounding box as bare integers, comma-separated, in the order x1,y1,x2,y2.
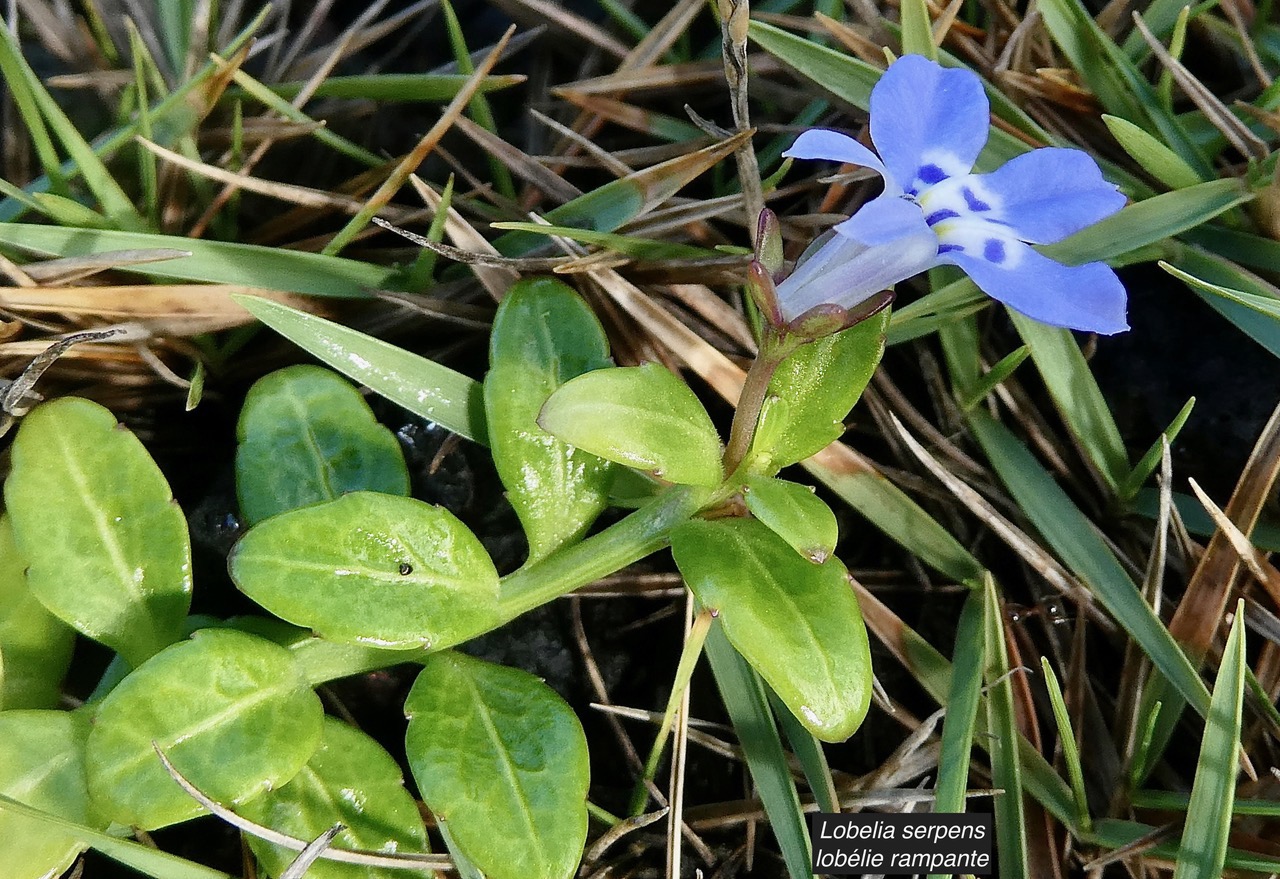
776,54,1129,334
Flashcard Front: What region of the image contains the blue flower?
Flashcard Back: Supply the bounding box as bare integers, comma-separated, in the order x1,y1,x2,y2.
776,54,1129,334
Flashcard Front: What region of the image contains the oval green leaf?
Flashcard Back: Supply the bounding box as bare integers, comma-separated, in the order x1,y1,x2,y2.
240,716,430,879
85,628,323,829
485,278,615,561
404,651,589,879
236,365,410,526
538,363,723,487
229,492,500,649
742,476,839,563
0,516,75,709
671,518,871,741
0,710,98,879
761,310,889,468
3,397,192,667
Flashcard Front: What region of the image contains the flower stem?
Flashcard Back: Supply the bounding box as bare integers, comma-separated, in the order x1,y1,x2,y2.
721,333,795,474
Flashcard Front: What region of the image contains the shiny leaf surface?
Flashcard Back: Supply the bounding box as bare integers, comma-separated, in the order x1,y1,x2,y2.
762,310,889,467
0,517,75,708
0,710,96,879
672,518,871,741
485,278,614,561
538,363,723,487
3,398,191,666
742,476,839,563
236,365,410,525
230,492,500,649
405,652,589,879
85,629,323,829
241,716,430,879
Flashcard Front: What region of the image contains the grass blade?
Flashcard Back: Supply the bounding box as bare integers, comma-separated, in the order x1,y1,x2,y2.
1044,178,1250,265
966,411,1211,719
1039,658,1090,830
0,224,401,296
769,690,839,813
0,26,146,230
704,625,810,879
899,0,937,60
932,589,984,815
0,793,228,879
1009,314,1129,491
1173,600,1247,879
234,295,488,444
803,446,985,586
1118,397,1196,502
957,344,1029,412
982,576,1028,879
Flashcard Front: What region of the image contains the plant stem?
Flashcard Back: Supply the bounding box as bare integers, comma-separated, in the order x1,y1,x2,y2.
494,484,712,623
721,335,793,474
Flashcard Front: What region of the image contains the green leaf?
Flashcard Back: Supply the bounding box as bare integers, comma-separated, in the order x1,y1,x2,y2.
0,710,97,879
1008,314,1129,491
900,0,937,59
703,627,811,879
1118,396,1195,502
85,628,323,829
240,716,430,879
235,365,410,526
802,453,985,586
1102,115,1203,190
741,475,839,563
262,72,525,102
1043,178,1249,265
0,27,146,229
235,296,487,443
30,193,114,228
1165,244,1280,359
1162,259,1280,323
957,344,1030,411
0,517,75,709
1039,657,1090,830
933,590,984,816
485,279,615,561
0,225,402,297
1035,0,1211,177
966,411,1211,718
492,133,751,256
229,492,500,650
671,518,871,741
761,309,889,467
981,577,1028,878
538,363,723,487
0,791,229,879
1173,601,1247,879
4,398,192,667
769,691,838,813
404,652,589,879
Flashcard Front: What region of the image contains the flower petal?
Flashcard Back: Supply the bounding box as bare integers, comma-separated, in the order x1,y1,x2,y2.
833,194,931,246
870,55,989,193
783,129,888,179
943,240,1128,334
776,224,940,321
972,148,1127,244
